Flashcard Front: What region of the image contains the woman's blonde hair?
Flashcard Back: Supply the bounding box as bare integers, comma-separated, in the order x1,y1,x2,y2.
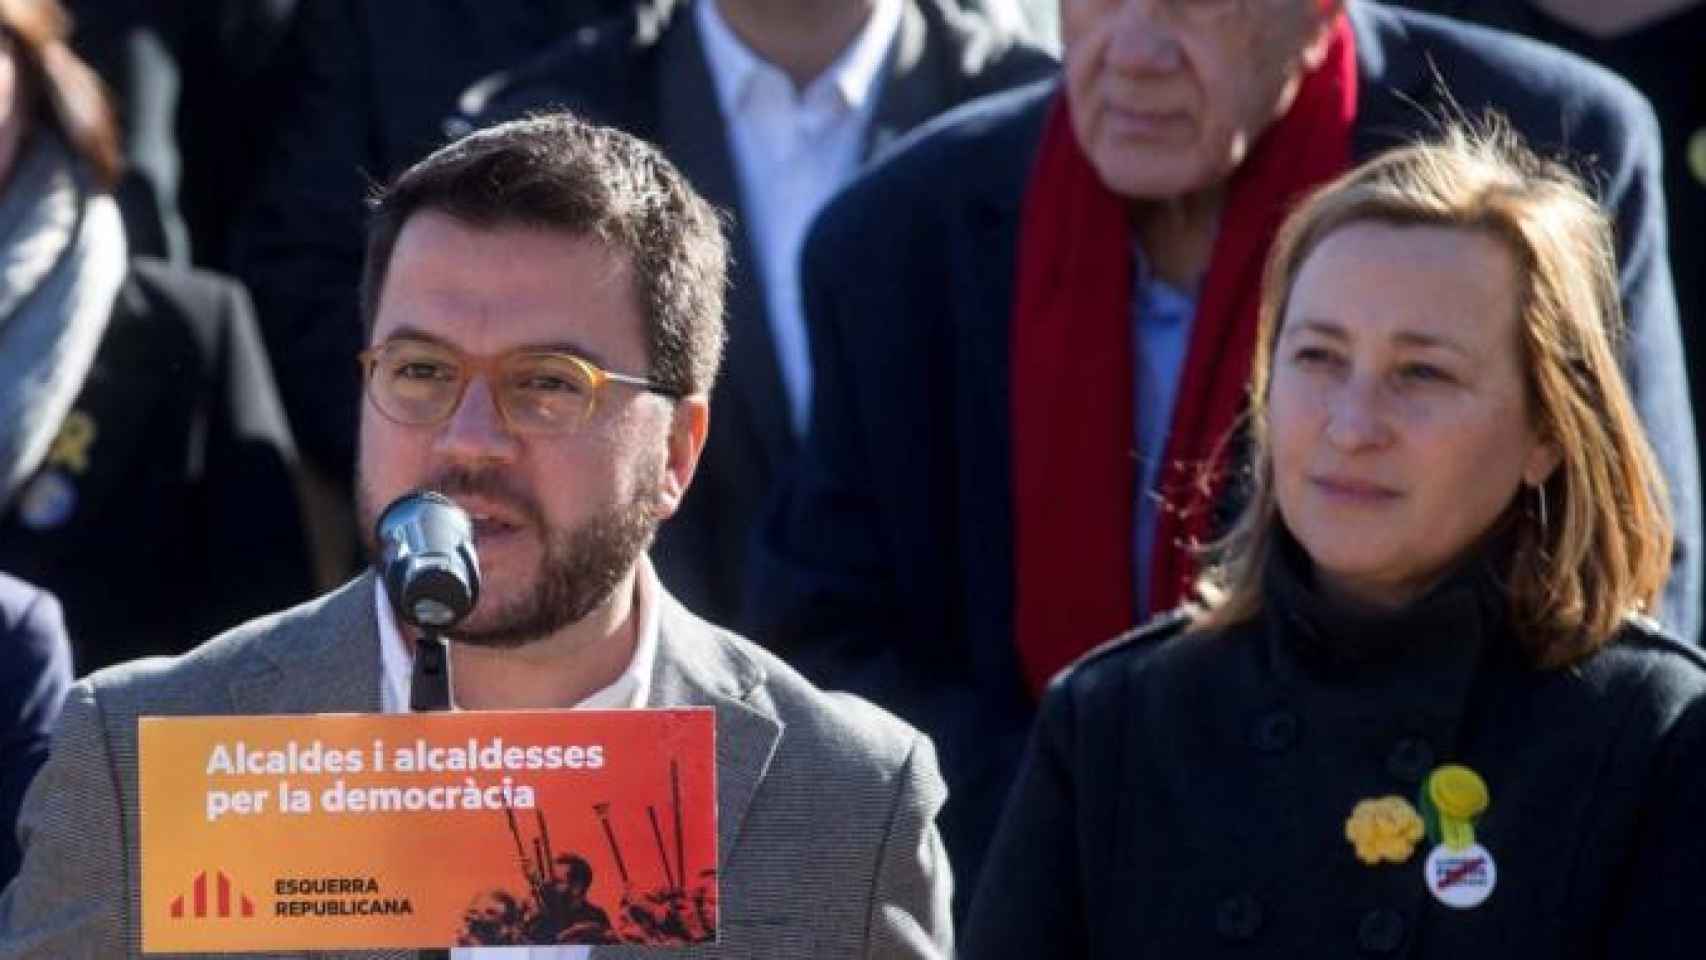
1192,120,1672,666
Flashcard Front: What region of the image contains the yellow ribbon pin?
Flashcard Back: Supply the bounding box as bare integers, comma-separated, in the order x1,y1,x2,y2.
45,411,98,475
1425,764,1489,851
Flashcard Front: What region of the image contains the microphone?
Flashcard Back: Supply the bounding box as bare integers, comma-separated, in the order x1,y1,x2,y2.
376,490,481,630
375,491,480,715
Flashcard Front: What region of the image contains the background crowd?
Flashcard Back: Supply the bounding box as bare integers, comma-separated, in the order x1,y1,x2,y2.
0,0,1702,936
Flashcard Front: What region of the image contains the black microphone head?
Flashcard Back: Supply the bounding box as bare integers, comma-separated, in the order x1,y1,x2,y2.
376,490,481,630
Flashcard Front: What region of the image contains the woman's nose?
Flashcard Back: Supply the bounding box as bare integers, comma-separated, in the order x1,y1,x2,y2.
1323,377,1394,451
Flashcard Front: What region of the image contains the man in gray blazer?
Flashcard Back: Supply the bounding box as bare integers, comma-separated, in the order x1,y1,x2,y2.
0,113,952,959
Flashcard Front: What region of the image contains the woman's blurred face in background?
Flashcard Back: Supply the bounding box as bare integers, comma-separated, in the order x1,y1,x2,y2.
1268,221,1560,609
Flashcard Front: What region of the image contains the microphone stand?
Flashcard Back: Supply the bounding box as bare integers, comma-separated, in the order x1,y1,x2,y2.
378,490,476,959
410,630,452,712
411,630,452,960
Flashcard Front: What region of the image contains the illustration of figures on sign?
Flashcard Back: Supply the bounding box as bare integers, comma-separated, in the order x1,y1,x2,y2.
458,759,716,946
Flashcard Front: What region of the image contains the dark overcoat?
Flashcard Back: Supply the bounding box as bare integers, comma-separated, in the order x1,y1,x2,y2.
0,259,315,673
0,574,70,888
963,538,1706,958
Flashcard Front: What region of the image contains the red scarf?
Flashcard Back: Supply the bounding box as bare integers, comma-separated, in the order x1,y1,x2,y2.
1010,16,1358,698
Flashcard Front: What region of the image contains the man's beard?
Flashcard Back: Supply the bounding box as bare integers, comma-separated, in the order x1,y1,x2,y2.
359,465,660,649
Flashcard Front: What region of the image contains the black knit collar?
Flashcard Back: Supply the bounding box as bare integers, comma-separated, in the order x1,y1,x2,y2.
1260,525,1515,696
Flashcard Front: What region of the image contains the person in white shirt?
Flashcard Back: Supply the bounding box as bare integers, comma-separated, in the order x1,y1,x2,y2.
462,0,1057,632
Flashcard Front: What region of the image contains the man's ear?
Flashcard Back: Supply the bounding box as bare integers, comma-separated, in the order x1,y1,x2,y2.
654,395,709,519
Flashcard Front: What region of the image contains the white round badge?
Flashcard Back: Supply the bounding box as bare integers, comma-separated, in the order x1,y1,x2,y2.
1424,842,1497,909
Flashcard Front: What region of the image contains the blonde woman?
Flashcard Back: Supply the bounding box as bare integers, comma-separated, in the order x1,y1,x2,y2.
964,124,1706,958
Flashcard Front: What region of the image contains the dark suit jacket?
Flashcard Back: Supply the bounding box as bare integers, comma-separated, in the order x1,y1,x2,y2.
466,0,1058,630
964,541,1706,958
68,0,303,266
0,259,316,674
750,0,1702,913
0,576,70,890
230,0,660,488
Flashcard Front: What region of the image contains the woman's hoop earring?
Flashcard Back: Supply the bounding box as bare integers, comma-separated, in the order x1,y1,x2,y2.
1531,482,1549,541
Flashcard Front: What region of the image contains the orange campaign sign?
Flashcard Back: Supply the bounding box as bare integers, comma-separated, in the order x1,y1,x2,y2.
138,709,716,953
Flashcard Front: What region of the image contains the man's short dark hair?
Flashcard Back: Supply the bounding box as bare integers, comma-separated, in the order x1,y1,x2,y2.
360,112,727,395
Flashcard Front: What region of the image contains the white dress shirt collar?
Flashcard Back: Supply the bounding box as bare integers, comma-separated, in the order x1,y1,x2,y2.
693,0,902,435
697,0,901,120
376,557,661,714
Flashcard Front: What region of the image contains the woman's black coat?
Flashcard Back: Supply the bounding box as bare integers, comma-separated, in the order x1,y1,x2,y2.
965,543,1706,958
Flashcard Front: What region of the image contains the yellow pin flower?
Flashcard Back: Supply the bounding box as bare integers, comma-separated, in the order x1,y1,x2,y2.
1345,796,1425,865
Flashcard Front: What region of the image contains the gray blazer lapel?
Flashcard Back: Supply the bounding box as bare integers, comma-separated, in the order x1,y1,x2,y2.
657,11,795,471
645,591,782,871
228,573,385,715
